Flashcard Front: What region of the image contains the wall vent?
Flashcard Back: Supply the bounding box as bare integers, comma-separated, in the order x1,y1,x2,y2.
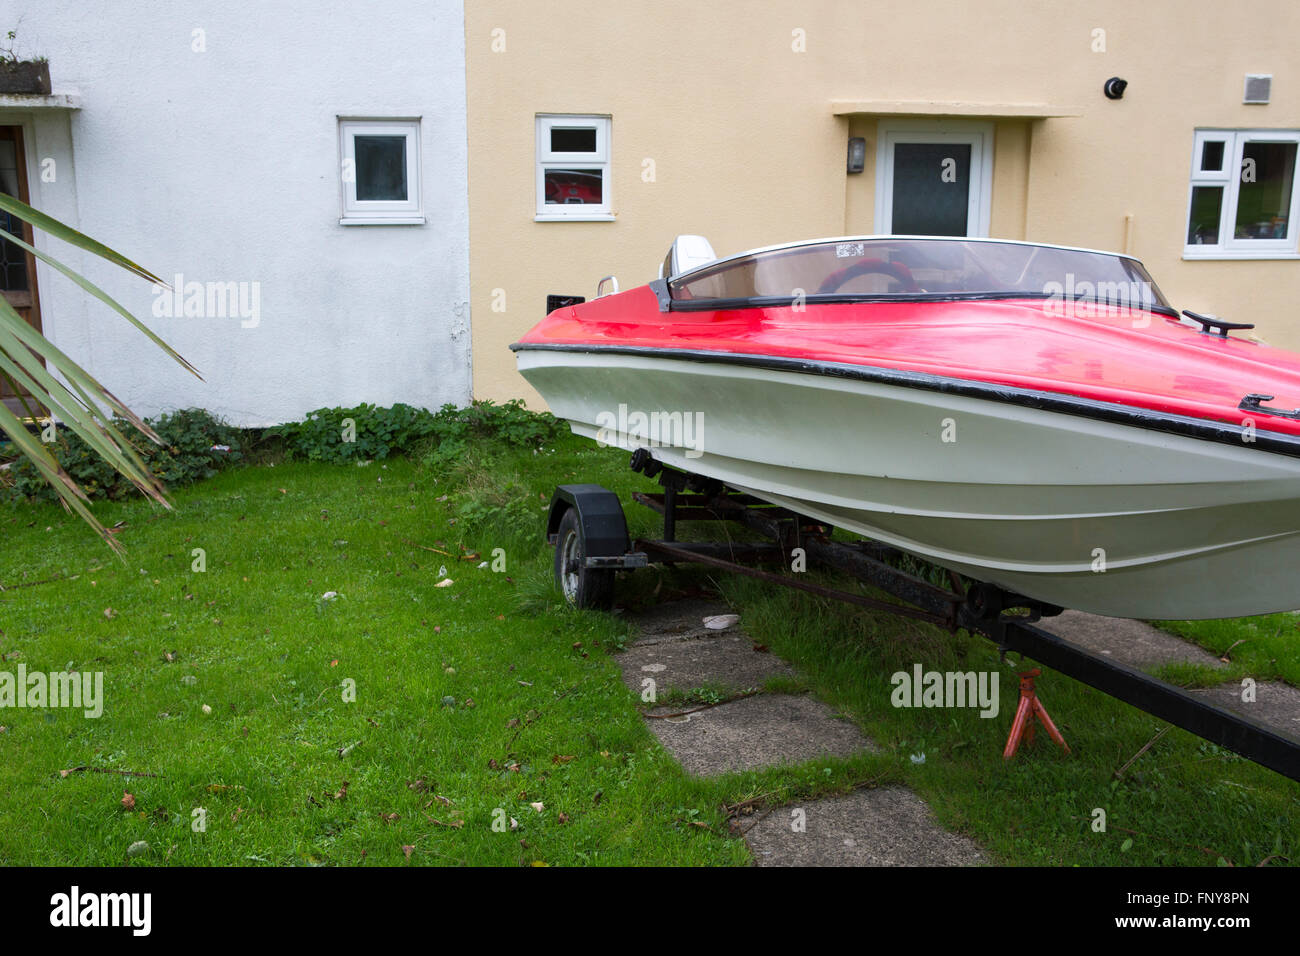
1244,74,1272,104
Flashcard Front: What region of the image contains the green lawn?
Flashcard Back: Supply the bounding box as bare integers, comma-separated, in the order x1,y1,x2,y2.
1,433,1297,866
1151,615,1300,688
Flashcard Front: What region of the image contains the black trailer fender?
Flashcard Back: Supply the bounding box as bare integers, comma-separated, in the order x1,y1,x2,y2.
546,484,632,557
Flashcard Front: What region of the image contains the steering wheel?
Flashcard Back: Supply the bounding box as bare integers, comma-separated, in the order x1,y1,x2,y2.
817,257,921,294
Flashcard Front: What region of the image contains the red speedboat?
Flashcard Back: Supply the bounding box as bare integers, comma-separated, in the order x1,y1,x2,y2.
514,235,1300,619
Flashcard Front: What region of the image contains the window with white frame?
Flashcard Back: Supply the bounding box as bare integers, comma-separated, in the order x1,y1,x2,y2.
535,115,611,220
1185,129,1300,258
339,119,422,224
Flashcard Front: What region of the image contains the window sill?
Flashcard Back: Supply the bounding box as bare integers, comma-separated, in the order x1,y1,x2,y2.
1182,250,1300,260
339,216,426,226
534,213,616,223
0,90,81,109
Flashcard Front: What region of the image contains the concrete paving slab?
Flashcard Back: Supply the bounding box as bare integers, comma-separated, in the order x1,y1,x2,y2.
745,786,987,866
645,693,875,776
1046,610,1225,670
625,598,739,645
1188,681,1300,742
617,634,795,694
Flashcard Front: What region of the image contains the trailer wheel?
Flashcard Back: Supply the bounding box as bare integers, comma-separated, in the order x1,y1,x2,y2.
553,506,614,609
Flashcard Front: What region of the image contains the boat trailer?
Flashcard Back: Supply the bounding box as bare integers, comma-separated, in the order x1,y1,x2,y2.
547,450,1300,784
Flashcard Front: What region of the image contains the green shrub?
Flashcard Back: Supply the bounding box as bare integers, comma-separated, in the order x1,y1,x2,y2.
3,408,242,502
147,408,245,485
266,402,438,464
1,399,566,503
270,399,566,466
424,399,566,466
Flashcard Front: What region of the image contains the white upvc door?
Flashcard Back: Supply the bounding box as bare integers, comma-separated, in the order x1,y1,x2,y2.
876,120,994,237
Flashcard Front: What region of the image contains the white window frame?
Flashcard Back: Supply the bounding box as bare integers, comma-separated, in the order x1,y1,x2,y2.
535,114,612,221
338,118,423,225
875,120,994,237
1183,128,1300,259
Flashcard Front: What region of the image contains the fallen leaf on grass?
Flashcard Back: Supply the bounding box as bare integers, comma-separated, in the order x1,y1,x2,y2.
380,813,400,824
121,791,135,810
425,815,464,829
103,608,116,620
402,845,414,860
551,755,575,764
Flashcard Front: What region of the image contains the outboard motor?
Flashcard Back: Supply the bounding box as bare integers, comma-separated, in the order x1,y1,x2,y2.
658,235,717,279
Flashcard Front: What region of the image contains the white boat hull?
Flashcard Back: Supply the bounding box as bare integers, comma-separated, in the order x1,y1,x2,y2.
518,349,1300,619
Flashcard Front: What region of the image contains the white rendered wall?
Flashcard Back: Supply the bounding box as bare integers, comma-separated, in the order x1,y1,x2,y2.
5,1,470,426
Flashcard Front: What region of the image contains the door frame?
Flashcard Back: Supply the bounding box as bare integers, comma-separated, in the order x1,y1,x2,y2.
0,120,45,414
875,119,994,237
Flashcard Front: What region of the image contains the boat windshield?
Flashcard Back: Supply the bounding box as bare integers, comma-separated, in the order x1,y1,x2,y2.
666,238,1174,315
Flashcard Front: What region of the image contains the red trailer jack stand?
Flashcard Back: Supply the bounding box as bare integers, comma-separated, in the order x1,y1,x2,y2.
1003,669,1070,759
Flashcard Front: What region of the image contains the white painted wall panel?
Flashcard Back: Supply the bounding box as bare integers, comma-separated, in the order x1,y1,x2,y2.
5,0,470,425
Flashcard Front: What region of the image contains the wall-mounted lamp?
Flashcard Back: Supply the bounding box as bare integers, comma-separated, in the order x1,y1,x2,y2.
847,137,866,174
1103,77,1127,100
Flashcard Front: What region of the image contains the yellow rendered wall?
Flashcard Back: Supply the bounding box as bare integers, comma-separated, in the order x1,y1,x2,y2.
467,1,1300,403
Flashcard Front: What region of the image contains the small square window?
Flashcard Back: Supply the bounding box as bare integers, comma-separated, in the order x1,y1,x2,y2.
339,119,423,224
536,115,611,220
1199,140,1225,173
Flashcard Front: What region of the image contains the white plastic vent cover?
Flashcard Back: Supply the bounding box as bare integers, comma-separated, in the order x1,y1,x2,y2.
1244,74,1272,104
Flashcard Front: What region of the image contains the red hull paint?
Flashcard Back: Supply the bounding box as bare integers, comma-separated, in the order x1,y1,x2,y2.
519,286,1300,438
